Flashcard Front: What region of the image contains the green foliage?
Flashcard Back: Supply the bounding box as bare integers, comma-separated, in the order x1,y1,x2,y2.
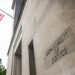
0,59,6,75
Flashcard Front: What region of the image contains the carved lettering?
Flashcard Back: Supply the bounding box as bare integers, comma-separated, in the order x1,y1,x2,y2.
44,27,75,69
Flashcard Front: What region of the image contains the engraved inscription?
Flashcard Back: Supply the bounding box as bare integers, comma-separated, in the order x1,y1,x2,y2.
45,31,68,57
44,27,75,69
52,48,67,64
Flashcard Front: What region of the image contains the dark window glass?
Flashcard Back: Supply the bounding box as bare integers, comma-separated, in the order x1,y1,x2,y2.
28,41,36,75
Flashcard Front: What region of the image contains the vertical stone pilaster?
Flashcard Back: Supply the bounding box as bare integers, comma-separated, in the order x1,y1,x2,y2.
22,44,30,75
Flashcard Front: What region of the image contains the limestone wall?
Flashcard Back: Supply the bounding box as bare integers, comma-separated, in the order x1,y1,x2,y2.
7,0,75,75
22,0,75,75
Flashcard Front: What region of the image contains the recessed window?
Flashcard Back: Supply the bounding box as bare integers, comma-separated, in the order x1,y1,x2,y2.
28,40,36,75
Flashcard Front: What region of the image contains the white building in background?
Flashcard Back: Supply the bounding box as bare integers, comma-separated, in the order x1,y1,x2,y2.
7,0,75,75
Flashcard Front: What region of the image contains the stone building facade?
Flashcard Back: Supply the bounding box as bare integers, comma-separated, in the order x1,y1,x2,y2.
6,0,75,75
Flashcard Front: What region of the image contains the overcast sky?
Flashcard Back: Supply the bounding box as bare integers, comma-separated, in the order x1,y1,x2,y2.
0,0,14,68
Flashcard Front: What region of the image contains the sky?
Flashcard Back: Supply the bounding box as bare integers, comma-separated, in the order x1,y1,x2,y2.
0,0,14,68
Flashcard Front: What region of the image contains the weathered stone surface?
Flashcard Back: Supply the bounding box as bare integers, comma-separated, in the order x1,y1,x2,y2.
7,0,75,75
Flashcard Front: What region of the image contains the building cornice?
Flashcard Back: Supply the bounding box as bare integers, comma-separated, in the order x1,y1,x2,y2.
12,0,16,9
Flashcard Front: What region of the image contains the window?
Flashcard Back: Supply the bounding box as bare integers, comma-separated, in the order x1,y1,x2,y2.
28,40,36,75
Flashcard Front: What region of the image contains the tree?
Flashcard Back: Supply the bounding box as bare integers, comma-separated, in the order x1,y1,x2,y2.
0,59,6,75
